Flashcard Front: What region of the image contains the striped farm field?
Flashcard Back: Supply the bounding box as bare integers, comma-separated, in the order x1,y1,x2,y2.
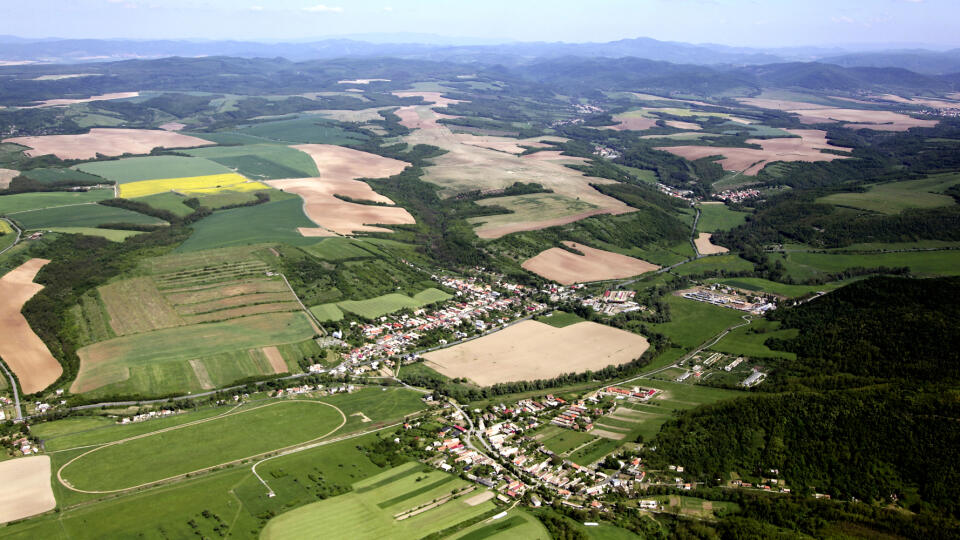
118,173,269,198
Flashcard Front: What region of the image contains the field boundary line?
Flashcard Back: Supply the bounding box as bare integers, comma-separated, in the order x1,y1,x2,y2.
279,271,326,336
5,201,100,215
56,399,346,494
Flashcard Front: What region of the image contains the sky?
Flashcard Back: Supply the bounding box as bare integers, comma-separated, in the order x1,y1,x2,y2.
5,0,959,49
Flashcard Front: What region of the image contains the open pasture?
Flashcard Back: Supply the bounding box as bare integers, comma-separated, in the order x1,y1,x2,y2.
695,233,729,255
135,192,195,217
696,203,749,232
397,103,632,233
775,249,960,281
817,173,960,214
4,128,212,160
329,288,452,319
184,143,320,179
657,129,850,176
0,456,57,524
59,399,345,492
0,259,63,393
650,295,746,349
0,189,112,215
424,320,649,386
76,155,232,184
522,241,660,284
261,461,501,540
468,192,633,239
12,203,165,230
71,311,314,394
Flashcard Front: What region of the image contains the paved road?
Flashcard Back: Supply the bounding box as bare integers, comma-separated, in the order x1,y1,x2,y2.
0,217,22,256
0,359,23,422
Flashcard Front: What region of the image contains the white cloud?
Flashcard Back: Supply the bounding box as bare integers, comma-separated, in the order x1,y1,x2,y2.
831,16,855,24
249,5,264,11
383,6,393,11
303,4,343,13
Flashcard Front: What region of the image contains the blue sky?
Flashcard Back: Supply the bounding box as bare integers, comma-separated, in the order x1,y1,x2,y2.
6,0,959,48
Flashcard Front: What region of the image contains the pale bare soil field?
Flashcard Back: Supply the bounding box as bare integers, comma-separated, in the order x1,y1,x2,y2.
392,91,463,108
590,428,627,440
28,91,139,108
736,97,938,131
695,233,729,255
158,122,186,131
0,259,62,393
266,144,414,235
424,320,650,386
875,94,960,108
0,168,18,189
632,93,714,107
394,100,633,236
665,120,702,130
310,107,391,123
604,116,659,131
0,456,56,524
4,128,213,160
262,346,288,374
657,129,851,176
521,241,660,284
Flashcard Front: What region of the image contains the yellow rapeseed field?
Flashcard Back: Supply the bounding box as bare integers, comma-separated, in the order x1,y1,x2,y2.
119,173,269,198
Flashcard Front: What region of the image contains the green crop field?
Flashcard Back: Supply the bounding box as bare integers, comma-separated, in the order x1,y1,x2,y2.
185,143,320,179
44,227,143,241
230,116,369,145
541,428,596,454
452,510,548,540
76,155,233,183
73,311,315,395
305,237,382,260
0,189,113,215
696,203,749,232
774,250,960,281
469,193,598,232
649,296,746,349
136,192,195,216
310,303,344,322
708,276,856,297
19,167,103,185
261,461,499,540
59,400,345,491
323,288,453,320
569,437,621,466
12,203,166,230
817,173,960,214
175,195,317,252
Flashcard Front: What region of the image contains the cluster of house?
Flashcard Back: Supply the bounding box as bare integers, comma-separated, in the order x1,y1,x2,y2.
118,408,179,425
599,386,660,401
11,437,37,455
656,183,695,201
593,145,621,159
714,188,760,202
551,402,594,431
681,287,777,315
335,276,539,368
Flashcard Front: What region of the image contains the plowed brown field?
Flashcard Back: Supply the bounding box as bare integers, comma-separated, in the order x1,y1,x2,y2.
0,259,62,394
522,241,660,284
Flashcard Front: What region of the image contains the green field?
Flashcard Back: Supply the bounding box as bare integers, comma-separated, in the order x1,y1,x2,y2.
310,303,344,322
184,143,320,180
261,461,503,540
136,192,196,216
73,312,315,395
76,155,232,183
539,310,586,328
59,400,344,491
817,173,960,214
44,227,143,241
649,296,746,348
696,203,749,233
540,427,596,454
0,189,113,215
708,276,853,298
709,319,798,360
305,237,383,260
451,510,548,540
775,250,960,280
469,193,597,232
19,167,103,185
175,195,317,252
322,288,453,320
230,116,369,145
673,254,754,276
12,203,166,230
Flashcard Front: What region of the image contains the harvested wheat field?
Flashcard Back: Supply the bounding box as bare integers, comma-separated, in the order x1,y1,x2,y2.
4,128,213,160
735,98,938,131
424,320,649,386
665,120,701,130
292,144,409,183
392,91,463,108
0,456,56,524
875,94,960,109
0,168,18,189
158,122,186,131
604,115,659,131
0,259,62,394
29,91,139,108
657,129,851,176
522,241,659,284
262,346,289,374
396,103,632,236
695,233,729,255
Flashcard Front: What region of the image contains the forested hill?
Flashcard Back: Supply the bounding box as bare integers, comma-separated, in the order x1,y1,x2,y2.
766,276,960,385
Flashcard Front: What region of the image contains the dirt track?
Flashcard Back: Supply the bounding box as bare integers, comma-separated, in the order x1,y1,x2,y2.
0,259,62,394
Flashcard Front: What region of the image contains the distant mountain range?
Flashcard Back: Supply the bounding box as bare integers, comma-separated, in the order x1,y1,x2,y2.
1,35,959,75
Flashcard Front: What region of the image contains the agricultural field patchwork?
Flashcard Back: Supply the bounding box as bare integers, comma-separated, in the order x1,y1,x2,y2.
3,128,213,160
184,143,320,179
175,194,318,252
76,155,232,184
0,189,113,215
11,203,166,230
